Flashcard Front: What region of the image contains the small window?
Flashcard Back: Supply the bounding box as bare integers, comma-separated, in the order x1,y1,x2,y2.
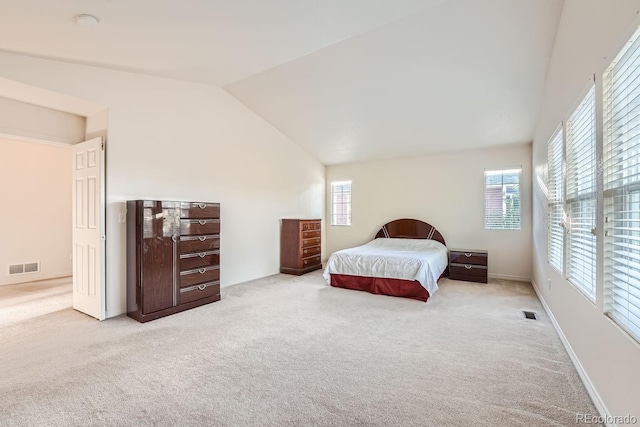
330,181,352,226
484,168,521,230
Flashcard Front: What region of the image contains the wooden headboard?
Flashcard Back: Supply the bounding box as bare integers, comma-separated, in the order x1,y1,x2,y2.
374,219,446,247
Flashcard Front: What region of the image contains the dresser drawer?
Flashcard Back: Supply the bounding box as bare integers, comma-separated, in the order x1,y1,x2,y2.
302,237,321,247
180,265,220,288
179,281,220,305
301,246,321,257
180,235,220,254
180,202,220,219
302,230,321,239
142,200,179,209
180,250,220,271
450,250,487,266
180,219,220,236
301,221,321,231
300,255,321,268
450,263,488,283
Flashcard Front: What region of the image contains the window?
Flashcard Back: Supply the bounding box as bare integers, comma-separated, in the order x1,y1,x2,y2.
547,127,565,273
484,168,521,230
565,85,597,300
330,181,351,226
603,28,640,342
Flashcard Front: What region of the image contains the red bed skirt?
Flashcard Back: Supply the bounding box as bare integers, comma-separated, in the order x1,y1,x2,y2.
330,274,430,302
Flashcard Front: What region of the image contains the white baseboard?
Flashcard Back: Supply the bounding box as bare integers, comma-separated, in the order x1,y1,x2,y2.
0,272,72,287
531,279,615,427
488,273,531,282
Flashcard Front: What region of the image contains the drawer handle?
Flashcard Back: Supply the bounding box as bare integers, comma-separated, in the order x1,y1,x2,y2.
198,220,207,225
198,284,206,291
198,268,206,274
198,252,206,258
197,203,206,209
464,253,472,257
198,236,207,241
304,260,308,265
303,249,308,254
464,265,472,269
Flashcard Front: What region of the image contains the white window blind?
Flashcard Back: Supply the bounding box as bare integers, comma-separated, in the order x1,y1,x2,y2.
484,168,521,230
565,85,597,300
603,28,640,342
548,127,565,273
331,181,352,226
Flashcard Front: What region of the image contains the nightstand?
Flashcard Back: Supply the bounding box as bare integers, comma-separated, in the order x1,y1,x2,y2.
449,249,488,283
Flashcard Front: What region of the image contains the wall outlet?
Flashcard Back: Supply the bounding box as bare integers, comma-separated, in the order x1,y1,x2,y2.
118,212,126,223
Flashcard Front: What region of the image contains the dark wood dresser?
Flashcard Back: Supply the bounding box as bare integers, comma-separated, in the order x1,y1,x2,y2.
449,249,488,283
127,200,221,322
280,219,322,275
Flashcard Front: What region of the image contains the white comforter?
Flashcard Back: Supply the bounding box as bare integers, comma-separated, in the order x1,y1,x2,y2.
322,238,448,296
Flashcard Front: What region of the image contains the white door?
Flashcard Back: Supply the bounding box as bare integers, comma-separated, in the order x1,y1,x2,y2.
71,137,106,320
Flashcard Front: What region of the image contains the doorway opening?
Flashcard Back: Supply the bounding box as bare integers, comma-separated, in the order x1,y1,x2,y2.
0,133,106,322
0,78,108,322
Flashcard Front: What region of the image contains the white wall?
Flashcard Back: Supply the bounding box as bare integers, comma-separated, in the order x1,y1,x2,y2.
0,52,325,317
0,136,72,285
532,0,640,421
85,108,108,141
0,97,85,143
326,143,532,280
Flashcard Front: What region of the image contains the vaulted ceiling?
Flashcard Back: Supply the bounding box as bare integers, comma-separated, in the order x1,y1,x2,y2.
0,0,564,164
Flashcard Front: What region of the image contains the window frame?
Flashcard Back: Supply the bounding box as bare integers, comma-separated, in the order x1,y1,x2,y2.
547,126,565,274
483,167,522,231
330,180,352,226
602,26,640,343
564,84,597,302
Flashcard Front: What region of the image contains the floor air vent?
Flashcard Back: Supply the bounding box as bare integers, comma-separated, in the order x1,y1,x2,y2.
8,262,40,275
24,262,39,273
523,311,537,320
9,264,24,275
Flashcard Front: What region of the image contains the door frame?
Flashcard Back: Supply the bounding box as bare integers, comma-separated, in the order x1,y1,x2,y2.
0,132,107,318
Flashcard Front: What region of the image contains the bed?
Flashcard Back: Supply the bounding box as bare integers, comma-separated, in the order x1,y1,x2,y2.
322,219,448,302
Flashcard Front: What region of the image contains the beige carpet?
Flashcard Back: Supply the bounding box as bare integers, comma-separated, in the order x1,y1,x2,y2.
0,277,72,328
0,272,600,426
